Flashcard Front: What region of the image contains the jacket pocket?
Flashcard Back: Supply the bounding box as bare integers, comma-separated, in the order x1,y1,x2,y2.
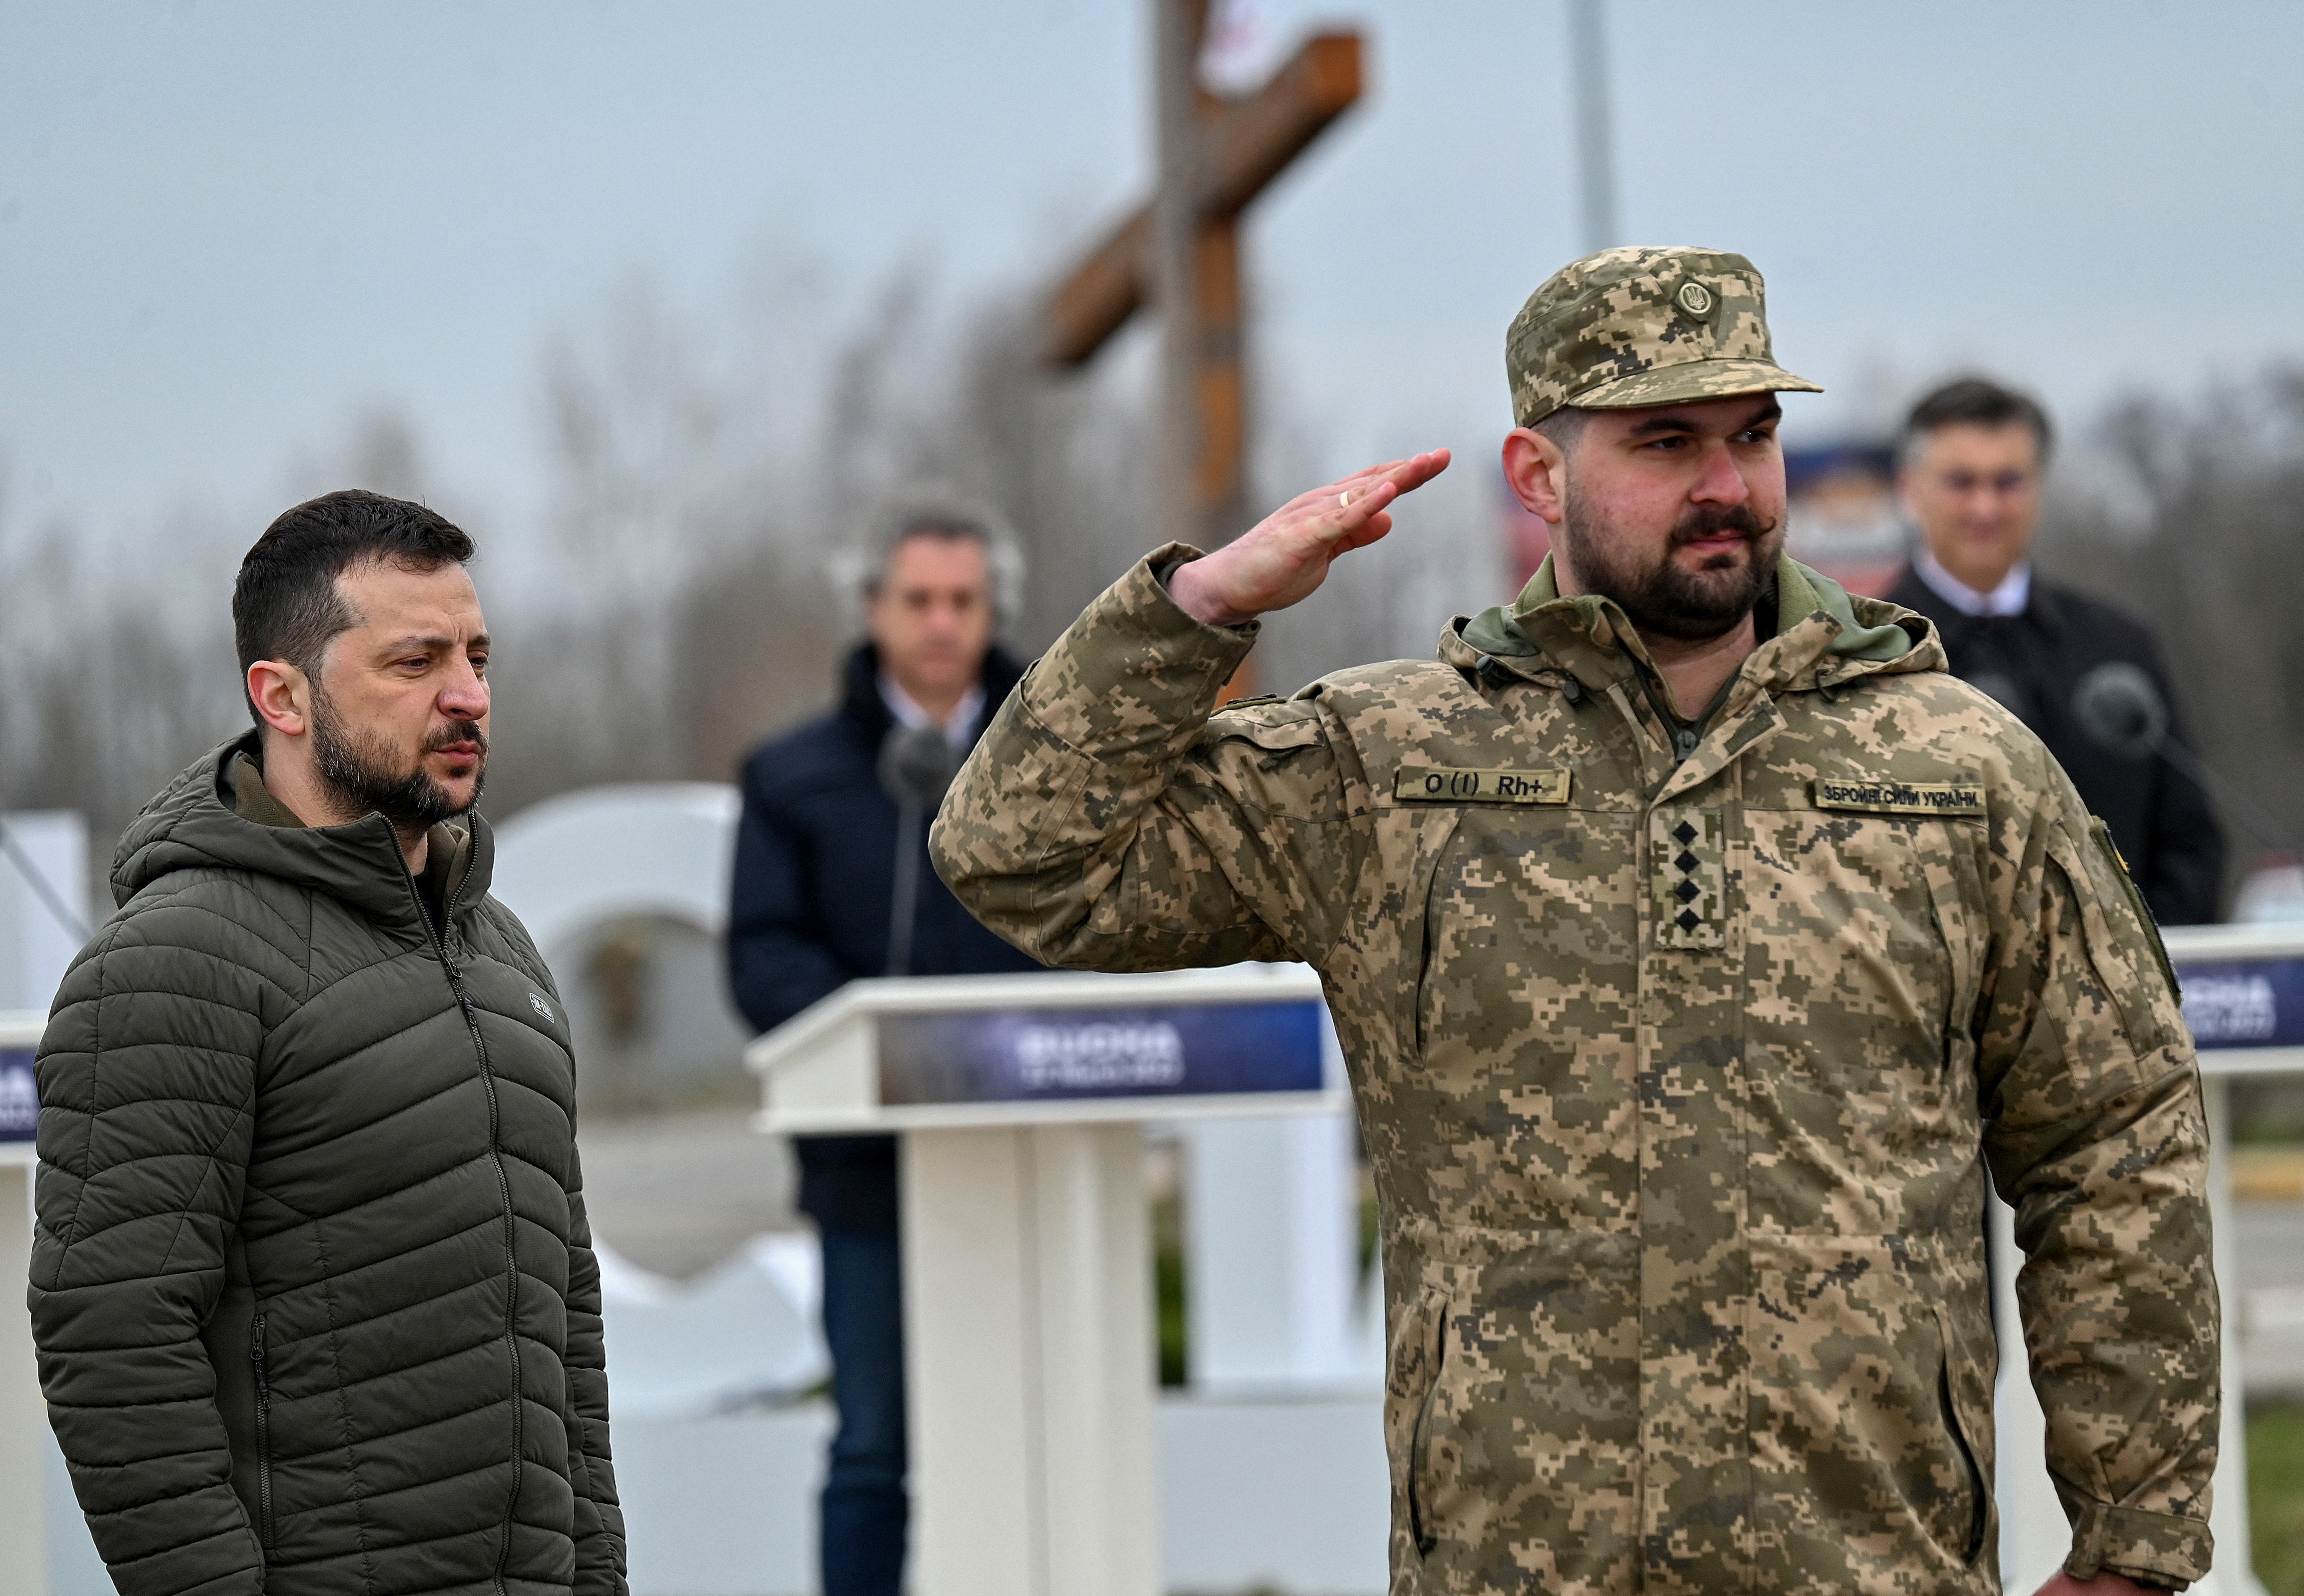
1385,1286,1447,1558
1749,1237,1993,1579
1398,814,1463,1068
1411,887,1437,1062
1409,1328,1445,1556
251,1312,275,1552
1382,1230,1642,1583
1934,1303,1994,1566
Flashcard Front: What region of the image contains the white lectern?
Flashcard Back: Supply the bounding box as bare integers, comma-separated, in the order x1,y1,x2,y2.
747,965,1342,1596
2,1010,47,1596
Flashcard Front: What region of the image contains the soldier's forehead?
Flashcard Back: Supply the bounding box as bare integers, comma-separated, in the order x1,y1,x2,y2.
1599,394,1784,429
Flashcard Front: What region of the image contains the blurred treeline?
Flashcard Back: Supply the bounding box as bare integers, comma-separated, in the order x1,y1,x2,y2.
2,246,2295,908
0,256,1485,889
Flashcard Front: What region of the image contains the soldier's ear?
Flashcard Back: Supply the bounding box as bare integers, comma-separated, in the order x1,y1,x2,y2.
1503,429,1567,528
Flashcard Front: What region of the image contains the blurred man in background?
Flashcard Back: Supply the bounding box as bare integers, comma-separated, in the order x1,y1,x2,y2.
725,503,1040,1596
1887,376,2224,923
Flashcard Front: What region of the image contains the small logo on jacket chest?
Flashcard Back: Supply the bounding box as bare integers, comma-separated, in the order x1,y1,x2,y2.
1394,766,1571,804
529,992,557,1023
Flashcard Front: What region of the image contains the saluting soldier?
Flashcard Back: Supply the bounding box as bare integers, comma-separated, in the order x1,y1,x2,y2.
931,247,2218,1596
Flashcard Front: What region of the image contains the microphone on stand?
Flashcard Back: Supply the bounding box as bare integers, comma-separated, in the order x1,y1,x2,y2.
2070,662,2295,854
2070,662,2168,760
878,723,963,977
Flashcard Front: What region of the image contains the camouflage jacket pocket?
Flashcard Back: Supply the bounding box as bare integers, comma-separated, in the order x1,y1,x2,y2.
1383,1230,1642,1586
1398,810,1467,1068
1201,694,1327,748
1933,1301,1996,1567
1384,1286,1448,1559
1749,1235,1998,1588
1747,806,1963,1090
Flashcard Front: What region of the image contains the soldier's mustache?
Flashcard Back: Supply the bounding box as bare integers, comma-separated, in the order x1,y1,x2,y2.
1668,505,1777,548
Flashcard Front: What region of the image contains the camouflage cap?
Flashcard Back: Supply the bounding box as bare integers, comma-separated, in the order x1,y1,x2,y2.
1506,245,1822,428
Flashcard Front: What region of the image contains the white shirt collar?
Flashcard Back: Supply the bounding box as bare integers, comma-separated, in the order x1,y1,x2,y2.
1913,546,2031,618
879,673,985,751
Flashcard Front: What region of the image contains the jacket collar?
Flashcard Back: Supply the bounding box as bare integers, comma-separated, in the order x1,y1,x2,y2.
1448,553,1941,703
111,730,493,932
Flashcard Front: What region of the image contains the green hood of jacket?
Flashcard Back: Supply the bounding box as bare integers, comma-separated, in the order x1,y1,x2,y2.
111,731,480,921
1459,552,1920,666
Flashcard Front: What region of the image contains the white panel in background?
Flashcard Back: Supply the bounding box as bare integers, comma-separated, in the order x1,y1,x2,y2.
0,811,90,1013
1184,1109,1368,1392
1184,1000,1375,1395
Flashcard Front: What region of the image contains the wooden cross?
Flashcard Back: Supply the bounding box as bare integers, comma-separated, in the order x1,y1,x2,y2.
1040,1,1363,554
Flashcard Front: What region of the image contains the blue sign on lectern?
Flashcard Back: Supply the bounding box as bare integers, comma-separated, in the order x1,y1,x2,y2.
877,999,1325,1107
2180,959,2304,1050
0,1047,36,1142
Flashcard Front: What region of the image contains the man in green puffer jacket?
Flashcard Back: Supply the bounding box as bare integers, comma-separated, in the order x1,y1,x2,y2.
29,491,626,1595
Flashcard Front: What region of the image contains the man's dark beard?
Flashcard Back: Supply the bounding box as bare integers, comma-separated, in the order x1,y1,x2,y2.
1558,493,1784,643
310,688,486,832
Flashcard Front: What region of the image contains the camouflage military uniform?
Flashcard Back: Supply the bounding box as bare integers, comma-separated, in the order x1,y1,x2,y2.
931,246,2218,1595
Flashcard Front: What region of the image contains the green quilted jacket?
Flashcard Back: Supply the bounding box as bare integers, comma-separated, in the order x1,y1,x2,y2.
29,735,625,1596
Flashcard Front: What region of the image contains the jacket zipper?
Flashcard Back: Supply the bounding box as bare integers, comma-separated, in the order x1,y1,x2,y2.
410,846,524,1592
252,1312,275,1550
1632,663,1734,767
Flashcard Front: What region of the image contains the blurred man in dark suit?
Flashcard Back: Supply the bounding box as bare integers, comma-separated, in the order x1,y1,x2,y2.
725,504,1041,1596
1887,376,2224,923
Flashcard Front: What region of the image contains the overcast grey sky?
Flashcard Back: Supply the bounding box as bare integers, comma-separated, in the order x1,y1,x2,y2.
5,1,2302,559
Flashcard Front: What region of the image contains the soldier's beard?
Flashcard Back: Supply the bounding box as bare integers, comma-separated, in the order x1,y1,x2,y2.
310,686,487,832
1557,491,1784,643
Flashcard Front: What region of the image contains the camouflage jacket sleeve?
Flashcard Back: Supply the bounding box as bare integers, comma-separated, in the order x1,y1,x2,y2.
931,544,1355,971
1976,761,2219,1589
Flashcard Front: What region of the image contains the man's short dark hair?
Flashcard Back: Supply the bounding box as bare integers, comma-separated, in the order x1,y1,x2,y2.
232,490,475,723
1533,405,1594,455
1901,376,2054,464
